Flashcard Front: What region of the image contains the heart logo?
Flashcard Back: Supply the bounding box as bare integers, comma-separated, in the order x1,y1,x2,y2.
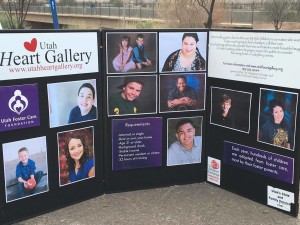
24,38,37,52
16,107,22,113
211,160,219,169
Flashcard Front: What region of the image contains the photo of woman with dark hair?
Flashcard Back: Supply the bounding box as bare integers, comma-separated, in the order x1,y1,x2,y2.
258,88,298,150
64,134,95,183
161,33,206,72
261,99,293,149
58,127,95,186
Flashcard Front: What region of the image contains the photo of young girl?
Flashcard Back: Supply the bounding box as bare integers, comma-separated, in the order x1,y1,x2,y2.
112,35,136,73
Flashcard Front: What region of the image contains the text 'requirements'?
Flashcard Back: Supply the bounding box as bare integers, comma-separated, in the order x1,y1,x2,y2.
112,118,162,170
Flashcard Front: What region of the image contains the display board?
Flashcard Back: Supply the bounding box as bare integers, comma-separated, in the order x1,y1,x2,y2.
0,30,105,224
103,30,208,192
206,30,300,216
1,29,300,223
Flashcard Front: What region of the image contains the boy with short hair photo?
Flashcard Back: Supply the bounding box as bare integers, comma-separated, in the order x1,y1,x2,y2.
68,83,97,124
16,147,43,198
132,33,152,69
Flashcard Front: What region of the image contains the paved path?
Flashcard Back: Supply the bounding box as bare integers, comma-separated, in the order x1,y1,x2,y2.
13,182,300,225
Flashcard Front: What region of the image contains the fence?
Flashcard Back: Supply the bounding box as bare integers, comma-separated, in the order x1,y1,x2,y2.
27,3,158,19
3,2,300,25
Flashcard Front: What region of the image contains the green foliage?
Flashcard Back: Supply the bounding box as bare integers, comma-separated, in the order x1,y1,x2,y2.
110,0,123,7
0,12,17,29
136,20,153,29
60,0,76,6
1,0,32,29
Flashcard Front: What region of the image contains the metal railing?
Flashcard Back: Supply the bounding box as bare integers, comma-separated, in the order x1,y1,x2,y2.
3,2,300,25
27,3,158,19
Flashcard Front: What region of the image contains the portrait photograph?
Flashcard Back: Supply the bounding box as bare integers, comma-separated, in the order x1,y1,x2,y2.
47,79,98,128
210,87,252,133
159,32,207,72
57,126,95,186
106,32,157,74
167,116,203,166
107,75,157,116
2,136,49,203
159,73,206,113
258,88,298,151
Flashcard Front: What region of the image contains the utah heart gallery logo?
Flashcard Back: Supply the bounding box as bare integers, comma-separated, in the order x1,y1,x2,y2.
24,38,37,52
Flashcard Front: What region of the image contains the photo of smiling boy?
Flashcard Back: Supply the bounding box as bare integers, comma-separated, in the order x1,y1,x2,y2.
107,75,157,116
167,117,202,166
68,83,97,124
3,136,49,202
109,77,144,115
47,79,97,128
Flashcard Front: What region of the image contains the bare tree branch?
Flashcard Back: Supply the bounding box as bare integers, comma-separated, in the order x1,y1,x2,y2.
158,0,222,29
263,0,293,30
1,0,32,29
193,0,216,28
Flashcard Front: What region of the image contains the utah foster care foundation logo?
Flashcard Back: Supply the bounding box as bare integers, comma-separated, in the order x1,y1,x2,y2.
0,37,92,66
8,90,28,115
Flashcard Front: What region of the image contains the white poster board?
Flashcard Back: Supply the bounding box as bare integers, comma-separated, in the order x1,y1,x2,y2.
0,32,99,80
208,31,300,89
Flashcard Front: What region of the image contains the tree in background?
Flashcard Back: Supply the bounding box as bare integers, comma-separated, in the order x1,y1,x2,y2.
263,0,293,30
294,0,300,15
158,0,224,29
1,0,32,29
193,0,215,28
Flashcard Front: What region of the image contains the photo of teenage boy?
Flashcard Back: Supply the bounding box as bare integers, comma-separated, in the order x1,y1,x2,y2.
58,127,95,186
68,83,97,124
210,87,251,133
159,32,207,72
167,117,202,166
258,89,297,150
160,73,205,112
106,32,157,74
48,79,97,128
212,94,235,128
3,136,49,202
108,75,157,116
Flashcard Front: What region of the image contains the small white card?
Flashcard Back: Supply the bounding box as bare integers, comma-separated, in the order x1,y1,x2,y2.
267,186,294,212
207,157,221,185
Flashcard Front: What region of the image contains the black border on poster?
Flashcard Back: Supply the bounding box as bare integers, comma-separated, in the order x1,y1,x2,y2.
0,28,299,224
0,29,105,224
102,29,209,193
206,29,300,217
